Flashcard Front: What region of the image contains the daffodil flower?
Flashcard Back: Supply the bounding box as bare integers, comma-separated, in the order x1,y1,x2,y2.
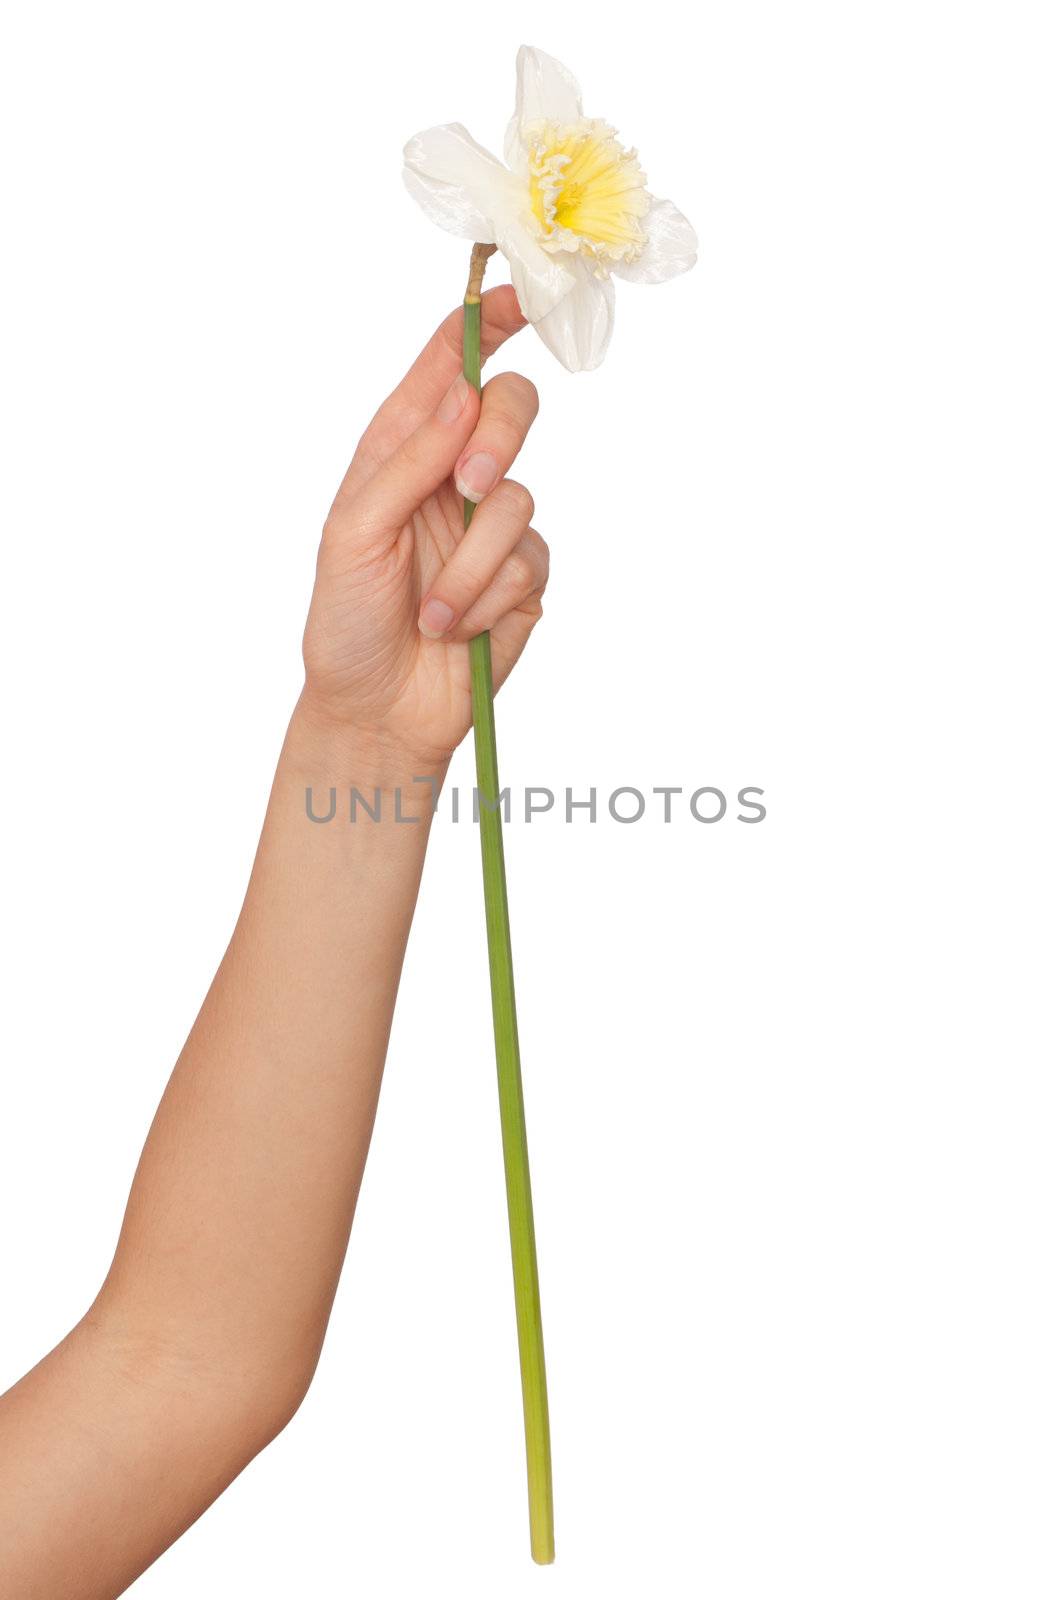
401,46,697,1564
403,44,698,371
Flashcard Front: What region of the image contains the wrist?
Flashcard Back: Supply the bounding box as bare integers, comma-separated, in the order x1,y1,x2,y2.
286,690,451,803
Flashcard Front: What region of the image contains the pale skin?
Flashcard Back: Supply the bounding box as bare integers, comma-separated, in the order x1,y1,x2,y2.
0,285,546,1598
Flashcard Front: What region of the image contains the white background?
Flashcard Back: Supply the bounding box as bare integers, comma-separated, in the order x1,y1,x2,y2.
1,3,1061,1595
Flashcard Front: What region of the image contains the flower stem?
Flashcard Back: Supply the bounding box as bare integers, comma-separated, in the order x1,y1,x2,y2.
463,243,555,1566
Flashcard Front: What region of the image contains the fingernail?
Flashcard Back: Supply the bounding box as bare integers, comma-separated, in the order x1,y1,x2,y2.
419,597,455,639
455,451,499,503
437,374,470,424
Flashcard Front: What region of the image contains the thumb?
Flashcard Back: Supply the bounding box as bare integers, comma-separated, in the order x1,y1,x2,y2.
335,373,481,547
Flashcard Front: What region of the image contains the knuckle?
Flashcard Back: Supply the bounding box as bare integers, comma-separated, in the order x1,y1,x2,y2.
451,546,497,595
508,551,537,591
320,500,364,557
497,479,535,524
460,559,497,596
490,371,540,418
525,527,549,571
395,431,422,472
499,415,528,453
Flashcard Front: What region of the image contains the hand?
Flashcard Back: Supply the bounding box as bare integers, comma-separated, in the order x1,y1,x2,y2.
302,286,548,769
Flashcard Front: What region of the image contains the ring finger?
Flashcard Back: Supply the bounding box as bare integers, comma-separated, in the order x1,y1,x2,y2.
449,527,550,642
418,479,535,639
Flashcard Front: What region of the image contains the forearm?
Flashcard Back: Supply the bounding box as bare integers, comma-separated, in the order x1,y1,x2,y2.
0,697,445,1595
101,695,445,1390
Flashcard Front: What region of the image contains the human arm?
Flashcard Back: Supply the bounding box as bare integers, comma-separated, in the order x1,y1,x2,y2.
0,285,547,1598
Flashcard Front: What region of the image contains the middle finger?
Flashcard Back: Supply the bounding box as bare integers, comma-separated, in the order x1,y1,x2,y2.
453,371,540,504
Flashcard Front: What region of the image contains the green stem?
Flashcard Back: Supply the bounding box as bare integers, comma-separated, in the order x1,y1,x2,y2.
463,249,554,1566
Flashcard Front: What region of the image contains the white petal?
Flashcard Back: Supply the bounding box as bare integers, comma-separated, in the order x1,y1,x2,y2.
612,197,698,284
403,123,522,241
497,221,578,323
504,45,583,169
532,259,615,372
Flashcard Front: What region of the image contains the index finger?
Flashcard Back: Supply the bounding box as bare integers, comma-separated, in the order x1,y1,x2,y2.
341,284,526,497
